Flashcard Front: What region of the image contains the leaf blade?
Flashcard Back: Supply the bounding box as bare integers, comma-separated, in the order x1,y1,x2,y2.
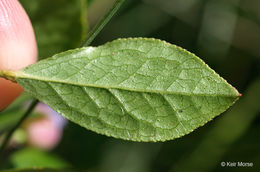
15,38,239,141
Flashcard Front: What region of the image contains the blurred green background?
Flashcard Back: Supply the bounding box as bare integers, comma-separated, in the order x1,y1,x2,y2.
0,0,259,171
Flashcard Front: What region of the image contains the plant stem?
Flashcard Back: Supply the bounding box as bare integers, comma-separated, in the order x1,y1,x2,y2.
0,100,38,156
81,0,125,47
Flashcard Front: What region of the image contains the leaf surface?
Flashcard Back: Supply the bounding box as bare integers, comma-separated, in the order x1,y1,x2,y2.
13,38,239,141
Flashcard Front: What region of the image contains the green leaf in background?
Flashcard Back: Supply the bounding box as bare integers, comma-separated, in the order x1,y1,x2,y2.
9,148,69,169
19,0,88,59
3,38,240,142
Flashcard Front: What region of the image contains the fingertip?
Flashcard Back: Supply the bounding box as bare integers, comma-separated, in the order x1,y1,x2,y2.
0,0,38,110
0,0,38,70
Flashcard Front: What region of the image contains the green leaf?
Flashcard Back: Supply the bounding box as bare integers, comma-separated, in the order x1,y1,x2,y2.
8,38,240,142
10,148,70,169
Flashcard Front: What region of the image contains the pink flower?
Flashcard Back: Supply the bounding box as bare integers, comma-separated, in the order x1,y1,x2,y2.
26,103,67,150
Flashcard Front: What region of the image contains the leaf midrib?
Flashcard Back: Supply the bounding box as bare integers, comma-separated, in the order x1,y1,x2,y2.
16,73,239,98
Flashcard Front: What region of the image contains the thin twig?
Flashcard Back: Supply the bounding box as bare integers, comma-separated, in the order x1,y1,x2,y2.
81,0,125,47
0,100,39,156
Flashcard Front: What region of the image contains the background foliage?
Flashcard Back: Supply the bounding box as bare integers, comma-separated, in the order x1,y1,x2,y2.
0,0,259,171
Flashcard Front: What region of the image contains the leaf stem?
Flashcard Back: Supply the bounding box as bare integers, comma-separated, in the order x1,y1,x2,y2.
0,70,17,82
0,100,38,156
80,0,125,47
